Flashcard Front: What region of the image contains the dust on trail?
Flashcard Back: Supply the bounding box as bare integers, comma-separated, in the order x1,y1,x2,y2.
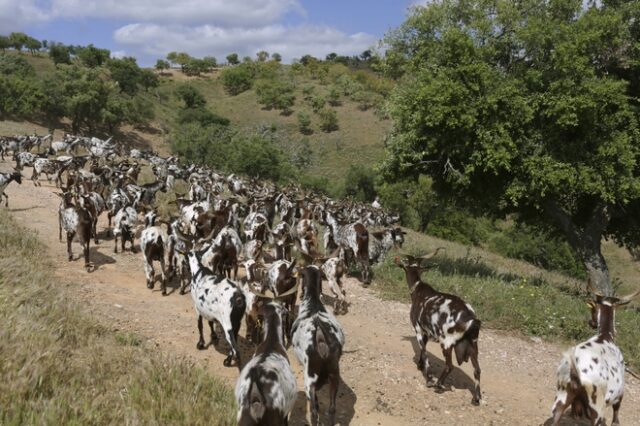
3,161,640,426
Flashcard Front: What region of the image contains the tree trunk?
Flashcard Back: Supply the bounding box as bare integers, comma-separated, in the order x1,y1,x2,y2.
544,200,613,295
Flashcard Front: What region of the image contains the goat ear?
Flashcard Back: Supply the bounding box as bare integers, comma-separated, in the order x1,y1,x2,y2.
394,256,405,269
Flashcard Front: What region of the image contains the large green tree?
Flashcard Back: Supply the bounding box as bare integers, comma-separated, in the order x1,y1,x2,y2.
381,0,640,295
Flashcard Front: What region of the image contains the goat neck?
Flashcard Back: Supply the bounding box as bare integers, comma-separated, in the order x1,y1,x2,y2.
255,304,287,358
402,265,435,295
593,302,616,342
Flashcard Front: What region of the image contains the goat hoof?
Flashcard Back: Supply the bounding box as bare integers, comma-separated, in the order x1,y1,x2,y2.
196,341,206,350
179,289,186,295
434,384,446,393
161,291,168,297
417,362,424,371
147,282,154,290
223,357,233,367
471,397,481,406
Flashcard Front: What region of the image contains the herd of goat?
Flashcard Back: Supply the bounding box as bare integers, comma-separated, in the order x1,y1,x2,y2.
1,132,639,425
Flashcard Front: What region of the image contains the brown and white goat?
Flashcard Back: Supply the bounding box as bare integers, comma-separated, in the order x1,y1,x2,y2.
369,227,406,264
292,266,345,426
140,210,169,295
324,211,371,285
0,170,22,207
395,249,482,405
266,259,298,345
551,287,640,425
113,205,138,253
235,302,297,425
57,192,93,271
321,256,347,314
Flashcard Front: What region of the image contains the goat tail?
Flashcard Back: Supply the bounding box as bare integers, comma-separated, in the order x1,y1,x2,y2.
316,325,330,359
454,319,481,365
248,382,266,421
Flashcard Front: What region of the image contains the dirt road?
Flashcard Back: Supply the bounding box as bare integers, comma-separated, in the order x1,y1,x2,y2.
3,161,640,425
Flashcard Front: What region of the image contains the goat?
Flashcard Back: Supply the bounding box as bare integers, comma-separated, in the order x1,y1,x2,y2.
241,259,268,344
324,211,371,285
272,221,293,261
31,158,67,187
0,170,22,207
321,256,347,314
266,260,298,345
106,188,131,236
395,249,482,405
113,205,137,253
167,219,191,295
235,302,297,425
140,210,169,295
78,191,106,244
292,266,345,426
176,230,246,367
550,287,640,425
369,227,406,264
57,192,92,271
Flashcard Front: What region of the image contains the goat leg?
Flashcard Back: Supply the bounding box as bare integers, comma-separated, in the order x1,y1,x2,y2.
309,383,320,426
612,399,622,425
83,240,90,271
222,326,240,367
66,232,74,261
3,193,8,207
159,257,167,296
470,342,482,406
435,346,453,391
208,320,219,346
196,315,206,350
114,235,118,253
327,372,339,426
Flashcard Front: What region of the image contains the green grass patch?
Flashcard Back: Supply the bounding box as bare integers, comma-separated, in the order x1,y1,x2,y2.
0,209,236,425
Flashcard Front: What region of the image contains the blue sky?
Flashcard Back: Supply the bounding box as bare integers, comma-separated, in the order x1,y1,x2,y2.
1,0,421,66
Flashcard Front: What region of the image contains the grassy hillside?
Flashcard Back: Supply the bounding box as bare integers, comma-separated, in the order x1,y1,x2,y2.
0,209,236,425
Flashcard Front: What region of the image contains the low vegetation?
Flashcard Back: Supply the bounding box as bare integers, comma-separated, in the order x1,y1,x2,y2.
0,209,236,424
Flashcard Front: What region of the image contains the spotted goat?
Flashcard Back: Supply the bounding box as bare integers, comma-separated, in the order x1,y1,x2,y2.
140,210,170,295
395,249,482,405
235,302,297,426
550,286,640,425
292,265,345,426
0,170,22,207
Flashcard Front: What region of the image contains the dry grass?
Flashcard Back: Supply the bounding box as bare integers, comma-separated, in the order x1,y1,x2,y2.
0,209,236,425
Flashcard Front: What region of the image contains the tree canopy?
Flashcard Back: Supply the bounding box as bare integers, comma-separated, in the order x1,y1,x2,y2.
381,0,640,294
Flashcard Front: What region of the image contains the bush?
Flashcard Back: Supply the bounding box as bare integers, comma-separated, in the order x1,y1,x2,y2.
176,108,229,127
297,111,312,134
352,90,383,111
0,54,35,77
220,64,254,95
318,107,338,132
175,84,206,109
310,95,326,112
255,79,295,114
327,86,341,106
302,84,314,100
344,165,377,202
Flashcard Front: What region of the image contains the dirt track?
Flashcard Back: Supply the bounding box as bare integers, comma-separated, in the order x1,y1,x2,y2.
3,161,640,425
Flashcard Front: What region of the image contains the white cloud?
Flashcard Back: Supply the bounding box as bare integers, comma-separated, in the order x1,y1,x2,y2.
114,23,378,62
0,0,50,32
50,0,304,26
110,50,127,59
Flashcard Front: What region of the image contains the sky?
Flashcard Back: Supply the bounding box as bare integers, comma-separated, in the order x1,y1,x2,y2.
0,0,424,66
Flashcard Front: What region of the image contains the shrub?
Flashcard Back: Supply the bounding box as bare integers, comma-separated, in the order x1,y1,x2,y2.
220,64,254,95
327,86,341,106
176,108,229,127
175,84,206,109
0,54,35,77
318,107,338,132
297,111,312,134
310,95,325,112
255,79,295,114
344,165,376,202
352,90,383,111
302,84,314,100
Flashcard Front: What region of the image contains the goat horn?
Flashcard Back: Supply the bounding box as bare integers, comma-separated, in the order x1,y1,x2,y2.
274,281,300,299
617,288,640,304
420,247,445,261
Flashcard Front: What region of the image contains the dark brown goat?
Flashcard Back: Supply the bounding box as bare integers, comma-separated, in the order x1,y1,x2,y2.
395,249,482,405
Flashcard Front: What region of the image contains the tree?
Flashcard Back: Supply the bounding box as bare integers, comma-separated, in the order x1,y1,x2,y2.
326,52,338,62
256,51,269,62
202,56,217,69
0,36,9,52
107,57,143,96
220,64,254,95
271,53,282,63
175,84,206,109
382,0,640,295
344,165,377,202
175,52,192,71
255,79,295,114
77,44,110,68
226,53,239,65
139,69,159,91
24,37,42,55
8,32,28,52
166,51,178,67
155,59,170,73
49,43,71,65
